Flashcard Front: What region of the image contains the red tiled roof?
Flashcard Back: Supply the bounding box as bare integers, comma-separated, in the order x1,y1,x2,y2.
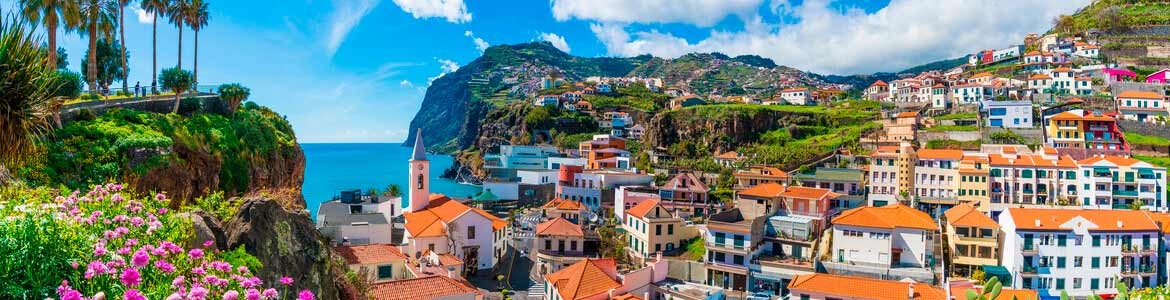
1117,90,1163,100
368,275,480,300
335,244,408,265
833,203,937,230
1007,208,1158,231
788,273,946,300
738,182,786,198
779,186,838,200
869,80,888,87
917,149,964,160
662,172,709,193
536,217,584,237
944,203,997,229
896,111,919,118
545,259,621,300
404,195,506,238
626,199,660,219
1077,155,1145,167
1028,73,1051,80
543,198,586,210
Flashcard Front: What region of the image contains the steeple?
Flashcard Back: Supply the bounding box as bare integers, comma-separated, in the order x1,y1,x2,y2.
411,129,428,161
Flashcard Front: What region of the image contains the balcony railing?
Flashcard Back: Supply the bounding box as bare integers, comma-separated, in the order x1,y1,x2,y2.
1114,190,1139,197
1021,265,1038,275
1022,244,1037,253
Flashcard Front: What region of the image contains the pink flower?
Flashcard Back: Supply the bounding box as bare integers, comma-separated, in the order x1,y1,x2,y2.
84,260,107,279
131,249,150,268
155,260,176,273
244,289,261,300
189,248,204,259
158,207,168,214
131,216,145,227
279,276,294,286
93,245,108,257
120,268,141,286
297,290,315,300
237,266,250,274
203,240,215,248
166,293,183,300
123,289,146,300
210,261,232,272
70,261,78,269
57,280,82,300
192,266,206,276
117,247,132,256
240,277,262,288
172,276,186,288
261,288,278,299
156,193,167,201
188,286,210,300
223,290,240,300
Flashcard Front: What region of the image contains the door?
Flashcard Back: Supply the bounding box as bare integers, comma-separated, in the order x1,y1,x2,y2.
792,245,803,260
463,246,479,276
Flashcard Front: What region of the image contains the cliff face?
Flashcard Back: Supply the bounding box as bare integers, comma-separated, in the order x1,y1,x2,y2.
130,142,306,208
642,106,822,153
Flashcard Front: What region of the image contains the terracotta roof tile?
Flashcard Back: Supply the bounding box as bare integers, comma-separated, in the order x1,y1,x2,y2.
1007,208,1158,231
544,259,621,300
542,198,587,211
715,151,744,160
870,80,888,87
1146,212,1170,234
917,149,964,160
1028,73,1051,80
944,204,997,229
536,217,585,237
405,195,506,238
833,203,937,230
335,244,408,265
612,294,642,300
896,111,919,118
787,273,946,300
738,182,786,198
626,199,660,219
368,275,480,300
1117,90,1163,99
779,186,838,200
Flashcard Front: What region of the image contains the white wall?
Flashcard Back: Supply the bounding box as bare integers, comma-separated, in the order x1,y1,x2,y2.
450,213,498,270
519,170,559,185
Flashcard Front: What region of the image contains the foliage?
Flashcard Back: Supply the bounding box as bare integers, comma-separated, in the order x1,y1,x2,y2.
744,122,878,169
189,191,237,221
1055,0,1170,34
586,84,668,111
557,133,597,150
682,238,705,262
989,130,1027,145
934,112,978,120
524,105,554,129
924,125,978,132
217,83,251,113
79,38,128,92
1125,132,1170,147
0,15,59,166
964,276,1002,300
925,139,982,150
52,70,84,99
0,184,312,299
383,184,401,198
159,67,193,113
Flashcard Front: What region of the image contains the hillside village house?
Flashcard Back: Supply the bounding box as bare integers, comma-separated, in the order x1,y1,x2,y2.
1044,109,1129,151
622,199,699,265
1147,69,1170,84
316,189,397,245
951,84,993,105
793,167,865,209
734,165,791,190
705,207,766,292
1115,90,1168,123
579,134,630,170
867,143,916,206
865,80,889,101
557,168,653,211
780,87,812,105
1000,208,1160,297
400,130,507,275
714,151,747,168
913,149,963,215
657,172,715,217
1076,155,1167,211
540,257,668,300
1104,68,1138,83
985,145,1078,213
534,217,599,276
751,185,841,296
541,198,587,223
335,244,411,283
825,203,938,284
982,100,1033,128
943,204,1000,278
1074,42,1100,58
958,156,992,210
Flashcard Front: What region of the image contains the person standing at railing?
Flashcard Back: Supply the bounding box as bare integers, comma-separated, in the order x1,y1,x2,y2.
135,82,141,99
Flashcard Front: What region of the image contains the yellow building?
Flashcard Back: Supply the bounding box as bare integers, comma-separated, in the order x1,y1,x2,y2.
1046,111,1085,149
958,156,990,210
943,203,1000,278
622,199,699,265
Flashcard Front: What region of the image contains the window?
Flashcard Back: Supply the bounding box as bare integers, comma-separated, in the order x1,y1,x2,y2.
571,241,578,251
1093,235,1101,247
668,224,674,235
733,255,744,265
1074,256,1083,267
655,244,661,252
416,174,424,190
655,224,662,235
1056,278,1065,290
1056,257,1066,268
428,244,435,252
377,265,393,279
467,226,476,239
545,240,552,250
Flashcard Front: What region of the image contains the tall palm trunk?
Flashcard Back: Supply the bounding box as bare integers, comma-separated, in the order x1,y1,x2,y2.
120,4,128,93
172,26,182,113
88,22,98,94
151,13,158,94
194,29,199,90
48,22,58,69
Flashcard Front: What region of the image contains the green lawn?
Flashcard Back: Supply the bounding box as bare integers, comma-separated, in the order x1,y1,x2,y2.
923,125,979,132
933,113,977,120
1126,132,1170,147
683,238,705,262
1136,155,1170,169
925,139,982,150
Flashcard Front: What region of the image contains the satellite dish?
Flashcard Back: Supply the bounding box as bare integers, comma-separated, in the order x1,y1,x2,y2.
414,251,422,259
590,215,599,223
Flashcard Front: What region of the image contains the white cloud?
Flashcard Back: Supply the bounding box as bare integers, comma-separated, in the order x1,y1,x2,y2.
538,32,571,53
325,0,380,57
465,30,489,52
551,0,762,27
391,0,471,23
427,59,461,84
585,0,1090,75
400,80,414,88
134,8,154,24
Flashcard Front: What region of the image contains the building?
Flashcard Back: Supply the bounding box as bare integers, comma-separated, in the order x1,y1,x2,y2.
658,172,715,217
1116,90,1167,123
913,149,964,216
982,100,1033,128
541,198,587,223
1074,42,1100,58
541,257,668,300
579,135,630,170
558,169,654,211
951,84,993,105
752,185,841,296
623,199,699,265
1077,155,1167,211
1045,109,1129,151
316,190,398,245
793,167,865,209
335,244,410,283
825,203,938,283
786,273,946,300
866,80,890,101
483,145,560,179
1000,208,1161,297
781,87,812,105
1147,69,1170,84
368,275,483,300
705,208,765,292
534,217,599,276
986,146,1078,213
734,165,790,190
943,204,1000,278
867,143,916,206
536,94,560,107
714,151,747,168
400,130,508,275
957,156,991,211
628,124,645,140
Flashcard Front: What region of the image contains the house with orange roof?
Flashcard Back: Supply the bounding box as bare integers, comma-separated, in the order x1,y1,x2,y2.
335,244,410,283
950,84,993,105
1044,109,1129,152
825,203,939,284
540,257,669,300
541,198,587,223
913,149,964,212
1074,41,1100,58
1076,155,1166,211
657,172,716,217
368,275,482,300
781,87,812,105
985,147,1078,212
943,204,1001,278
865,80,890,101
713,150,747,168
534,217,600,276
621,199,698,265
400,130,508,275
786,273,946,300
868,142,916,206
734,165,791,190
1115,90,1168,123
957,156,991,211
999,208,1161,297
748,186,840,295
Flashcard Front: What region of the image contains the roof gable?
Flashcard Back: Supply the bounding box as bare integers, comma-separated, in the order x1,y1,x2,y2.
834,203,937,230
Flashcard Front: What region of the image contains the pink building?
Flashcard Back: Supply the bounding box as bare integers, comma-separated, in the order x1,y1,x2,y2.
1103,68,1137,83
1148,69,1170,84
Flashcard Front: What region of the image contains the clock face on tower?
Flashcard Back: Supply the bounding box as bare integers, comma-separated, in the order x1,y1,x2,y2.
417,164,424,170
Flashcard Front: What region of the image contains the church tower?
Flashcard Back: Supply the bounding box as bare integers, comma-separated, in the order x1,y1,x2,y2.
407,129,430,213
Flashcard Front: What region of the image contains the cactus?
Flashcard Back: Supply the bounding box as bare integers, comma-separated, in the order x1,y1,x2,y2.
966,276,1002,300
1060,290,1069,300
1116,282,1128,300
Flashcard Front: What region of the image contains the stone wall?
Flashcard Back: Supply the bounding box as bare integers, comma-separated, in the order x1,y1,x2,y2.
1119,119,1170,139
61,95,226,122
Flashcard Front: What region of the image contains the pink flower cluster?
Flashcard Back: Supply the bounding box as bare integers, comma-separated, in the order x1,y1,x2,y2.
51,184,315,300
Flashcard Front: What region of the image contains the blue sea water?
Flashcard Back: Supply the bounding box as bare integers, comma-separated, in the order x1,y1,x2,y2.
300,143,483,217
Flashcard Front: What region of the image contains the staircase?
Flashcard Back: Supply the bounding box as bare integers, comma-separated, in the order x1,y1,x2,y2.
527,282,546,299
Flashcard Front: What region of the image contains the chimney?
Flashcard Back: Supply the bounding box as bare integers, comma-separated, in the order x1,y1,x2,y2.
1118,220,1124,228
908,282,916,299
1035,219,1041,227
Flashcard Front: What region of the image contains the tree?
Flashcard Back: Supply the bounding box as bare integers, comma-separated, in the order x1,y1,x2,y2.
140,0,168,94
79,0,115,93
115,0,129,92
168,0,190,84
383,184,401,198
216,83,250,113
1052,14,1074,34
186,0,208,87
18,0,78,69
0,16,60,168
1098,6,1130,33
49,70,83,127
80,38,127,92
159,67,193,113
55,47,68,69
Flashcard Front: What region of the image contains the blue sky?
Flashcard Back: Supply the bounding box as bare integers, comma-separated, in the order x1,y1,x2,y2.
1,0,1087,142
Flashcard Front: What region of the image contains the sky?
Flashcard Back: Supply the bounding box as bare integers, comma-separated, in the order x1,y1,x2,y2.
0,0,1089,143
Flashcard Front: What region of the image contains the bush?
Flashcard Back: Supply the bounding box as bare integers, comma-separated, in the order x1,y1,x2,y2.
52,70,84,99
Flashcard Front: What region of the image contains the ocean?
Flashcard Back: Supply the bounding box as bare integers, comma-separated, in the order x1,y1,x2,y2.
300,143,483,217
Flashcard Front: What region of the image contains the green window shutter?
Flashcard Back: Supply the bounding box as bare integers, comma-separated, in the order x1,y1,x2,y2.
1092,235,1101,247
1057,235,1067,246
1057,257,1066,268
1091,257,1100,268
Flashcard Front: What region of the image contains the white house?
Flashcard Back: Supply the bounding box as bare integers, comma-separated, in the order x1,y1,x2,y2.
1115,90,1168,123
999,208,1160,297
1076,155,1168,212
781,87,812,105
982,100,1033,128
827,203,937,283
316,190,399,245
1075,42,1100,58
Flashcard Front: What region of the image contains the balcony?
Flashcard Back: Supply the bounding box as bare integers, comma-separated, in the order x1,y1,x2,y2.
1020,265,1038,276
1089,125,1110,131
1022,244,1037,254
1121,265,1155,276
754,256,815,272
1114,190,1139,197
705,240,754,253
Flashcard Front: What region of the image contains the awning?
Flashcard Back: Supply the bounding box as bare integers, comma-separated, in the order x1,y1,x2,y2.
473,190,499,201
981,265,1012,286
1139,168,1155,176
769,215,817,224
1094,167,1112,174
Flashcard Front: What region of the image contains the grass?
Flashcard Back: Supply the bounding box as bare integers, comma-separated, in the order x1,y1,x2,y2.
1136,155,1170,169
64,92,179,105
1126,132,1170,147
683,238,705,261
933,112,977,120
923,125,979,132
925,139,982,150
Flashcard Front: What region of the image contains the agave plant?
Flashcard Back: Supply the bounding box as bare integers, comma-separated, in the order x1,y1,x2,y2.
0,15,60,167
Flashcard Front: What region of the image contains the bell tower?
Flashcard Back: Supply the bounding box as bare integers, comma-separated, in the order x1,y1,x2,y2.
407,129,430,213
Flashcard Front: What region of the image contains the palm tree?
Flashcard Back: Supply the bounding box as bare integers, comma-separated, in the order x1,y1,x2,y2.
116,0,129,93
159,67,192,113
79,0,115,94
216,83,249,113
140,0,168,94
167,0,189,80
18,0,79,69
0,16,60,168
186,0,207,89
